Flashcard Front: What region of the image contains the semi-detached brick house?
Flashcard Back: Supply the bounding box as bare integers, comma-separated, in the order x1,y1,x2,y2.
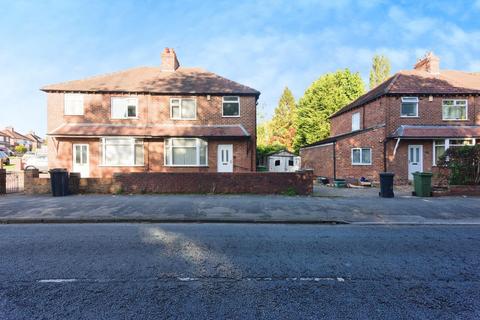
300,52,480,184
43,48,260,177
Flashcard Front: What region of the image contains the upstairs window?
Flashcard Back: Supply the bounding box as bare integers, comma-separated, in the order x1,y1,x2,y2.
222,96,240,117
351,148,372,165
401,97,418,117
443,99,467,120
351,112,360,131
111,97,138,119
170,98,196,120
64,93,84,115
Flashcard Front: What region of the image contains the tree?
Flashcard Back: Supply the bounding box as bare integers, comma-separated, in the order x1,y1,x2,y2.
294,69,364,151
269,87,297,151
369,54,391,89
14,145,27,154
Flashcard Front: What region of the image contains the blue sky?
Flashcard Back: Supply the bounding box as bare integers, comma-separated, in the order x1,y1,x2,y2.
1,0,480,135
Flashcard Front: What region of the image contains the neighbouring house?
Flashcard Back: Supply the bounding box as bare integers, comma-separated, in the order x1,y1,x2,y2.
1,127,33,150
26,131,44,152
267,150,301,172
300,52,480,184
0,131,10,148
42,48,260,178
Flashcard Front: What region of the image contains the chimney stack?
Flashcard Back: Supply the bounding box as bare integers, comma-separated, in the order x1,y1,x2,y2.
160,48,180,72
414,51,440,74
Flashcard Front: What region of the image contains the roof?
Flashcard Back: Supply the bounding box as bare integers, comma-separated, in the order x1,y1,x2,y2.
332,69,480,117
300,124,385,149
267,150,297,157
48,123,250,138
390,125,480,139
41,66,260,96
26,132,43,143
0,129,31,141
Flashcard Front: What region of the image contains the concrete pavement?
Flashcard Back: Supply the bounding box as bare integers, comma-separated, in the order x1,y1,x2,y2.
0,224,479,319
1,193,480,224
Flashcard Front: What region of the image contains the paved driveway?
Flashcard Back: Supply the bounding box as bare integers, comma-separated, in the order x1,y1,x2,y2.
1,193,480,224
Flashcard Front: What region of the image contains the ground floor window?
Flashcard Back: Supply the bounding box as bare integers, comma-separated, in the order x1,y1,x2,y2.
351,148,372,165
433,138,475,165
164,138,208,166
100,137,144,166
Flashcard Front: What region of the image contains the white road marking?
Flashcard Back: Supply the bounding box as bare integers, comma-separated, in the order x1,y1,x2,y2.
178,277,198,281
38,279,77,283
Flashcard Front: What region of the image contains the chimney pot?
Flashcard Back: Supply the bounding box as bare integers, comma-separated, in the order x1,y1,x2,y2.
414,51,440,74
161,47,180,72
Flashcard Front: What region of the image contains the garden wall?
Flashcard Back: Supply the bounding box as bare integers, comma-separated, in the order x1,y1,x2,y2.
24,169,314,195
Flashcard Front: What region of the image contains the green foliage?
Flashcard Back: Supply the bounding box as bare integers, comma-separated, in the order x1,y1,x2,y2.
294,69,365,151
369,54,391,89
14,145,27,154
437,145,480,185
256,143,285,157
281,187,298,196
269,87,297,151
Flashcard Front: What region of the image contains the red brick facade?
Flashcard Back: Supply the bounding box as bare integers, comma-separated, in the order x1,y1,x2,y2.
302,92,480,184
47,94,257,177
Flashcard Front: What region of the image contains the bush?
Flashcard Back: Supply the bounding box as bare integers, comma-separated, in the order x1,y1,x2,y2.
14,145,27,154
437,145,480,185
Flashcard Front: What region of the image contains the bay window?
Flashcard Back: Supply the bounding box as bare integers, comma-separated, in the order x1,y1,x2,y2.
442,100,467,120
170,98,196,120
351,148,372,165
433,138,475,165
100,137,144,166
111,97,138,119
164,138,208,166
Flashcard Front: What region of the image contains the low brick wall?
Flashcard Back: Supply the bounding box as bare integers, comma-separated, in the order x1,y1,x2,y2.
113,171,314,195
0,169,6,194
447,185,480,196
23,170,314,195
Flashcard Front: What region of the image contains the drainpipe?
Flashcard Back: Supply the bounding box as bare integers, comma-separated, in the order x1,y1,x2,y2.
333,141,337,180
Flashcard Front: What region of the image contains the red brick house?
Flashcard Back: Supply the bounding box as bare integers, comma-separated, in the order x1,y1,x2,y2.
43,48,259,177
300,52,480,184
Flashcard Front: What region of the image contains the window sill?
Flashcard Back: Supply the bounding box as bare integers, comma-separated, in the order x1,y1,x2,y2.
164,165,209,167
351,163,372,166
222,115,240,118
111,117,139,120
400,116,419,118
442,119,469,121
98,165,144,167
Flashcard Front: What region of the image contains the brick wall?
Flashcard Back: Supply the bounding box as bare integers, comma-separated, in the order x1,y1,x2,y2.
47,93,257,177
385,95,479,135
300,144,334,180
330,98,386,137
113,171,313,195
49,137,253,178
0,169,5,194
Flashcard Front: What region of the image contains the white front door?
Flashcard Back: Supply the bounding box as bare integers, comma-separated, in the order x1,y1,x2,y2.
73,144,89,178
408,145,423,180
217,144,233,172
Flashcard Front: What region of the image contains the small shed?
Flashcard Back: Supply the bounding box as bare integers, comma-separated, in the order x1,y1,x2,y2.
267,150,301,172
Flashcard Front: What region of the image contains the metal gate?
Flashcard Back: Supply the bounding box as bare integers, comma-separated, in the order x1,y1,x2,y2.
6,172,23,193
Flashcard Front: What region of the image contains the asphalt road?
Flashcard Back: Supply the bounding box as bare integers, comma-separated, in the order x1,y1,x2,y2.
0,224,479,319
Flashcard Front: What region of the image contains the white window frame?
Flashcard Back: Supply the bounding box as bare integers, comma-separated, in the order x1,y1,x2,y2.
351,148,372,165
64,93,84,115
432,138,476,166
111,97,138,119
442,99,468,121
222,96,241,117
170,98,197,120
99,137,144,167
400,97,419,117
164,138,208,167
351,112,360,131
